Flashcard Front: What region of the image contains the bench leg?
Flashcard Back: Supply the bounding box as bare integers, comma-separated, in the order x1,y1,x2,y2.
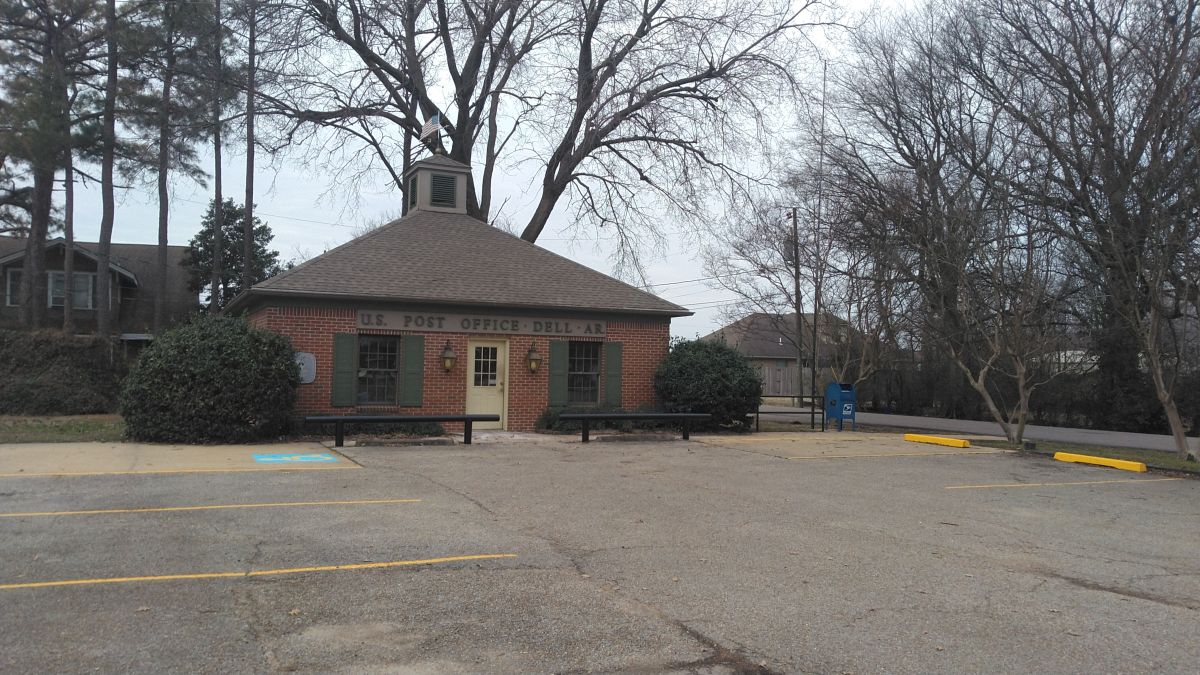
581,419,589,443
335,421,344,448
464,420,473,445
682,419,690,440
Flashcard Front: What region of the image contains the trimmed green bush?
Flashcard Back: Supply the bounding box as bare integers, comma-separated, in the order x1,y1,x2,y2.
0,330,124,415
120,316,298,443
654,338,761,428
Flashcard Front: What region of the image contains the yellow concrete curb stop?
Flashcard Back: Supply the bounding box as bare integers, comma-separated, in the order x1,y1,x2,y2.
903,433,971,449
1053,452,1147,473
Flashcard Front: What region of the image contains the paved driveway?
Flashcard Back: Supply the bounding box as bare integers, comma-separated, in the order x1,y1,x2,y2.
1,434,1197,673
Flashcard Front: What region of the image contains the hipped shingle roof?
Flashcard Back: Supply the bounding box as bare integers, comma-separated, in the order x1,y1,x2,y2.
229,211,691,317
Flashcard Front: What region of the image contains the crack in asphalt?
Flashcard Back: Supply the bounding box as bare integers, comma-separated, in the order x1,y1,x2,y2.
232,539,286,672
1038,570,1199,611
396,468,789,673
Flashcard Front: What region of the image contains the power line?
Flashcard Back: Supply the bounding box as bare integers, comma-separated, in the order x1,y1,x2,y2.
639,271,753,290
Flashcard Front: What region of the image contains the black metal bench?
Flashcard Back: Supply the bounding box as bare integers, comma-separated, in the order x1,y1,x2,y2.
754,397,826,431
556,412,712,443
304,414,501,447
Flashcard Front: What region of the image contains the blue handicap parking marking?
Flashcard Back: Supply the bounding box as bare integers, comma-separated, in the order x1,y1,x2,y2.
253,453,339,464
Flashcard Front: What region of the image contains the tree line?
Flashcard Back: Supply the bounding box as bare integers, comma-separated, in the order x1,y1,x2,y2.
2,0,823,320
708,0,1199,460
3,1,1194,458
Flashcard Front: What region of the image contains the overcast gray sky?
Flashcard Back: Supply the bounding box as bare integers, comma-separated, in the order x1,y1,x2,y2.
63,2,877,339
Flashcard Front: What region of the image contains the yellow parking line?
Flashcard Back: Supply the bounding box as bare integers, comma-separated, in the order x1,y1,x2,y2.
0,553,518,590
0,466,360,479
787,450,1011,460
946,477,1183,490
0,498,420,519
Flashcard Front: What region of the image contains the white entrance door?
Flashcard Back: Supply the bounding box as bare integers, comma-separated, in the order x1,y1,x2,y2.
466,340,507,430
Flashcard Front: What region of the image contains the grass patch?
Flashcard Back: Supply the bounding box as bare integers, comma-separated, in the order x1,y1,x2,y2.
0,415,125,444
975,439,1199,473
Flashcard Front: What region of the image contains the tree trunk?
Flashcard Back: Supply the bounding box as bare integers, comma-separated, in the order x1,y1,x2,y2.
20,166,52,328
154,62,174,332
95,0,118,339
952,356,1016,443
242,0,256,296
62,152,74,334
1145,330,1197,461
209,0,223,312
521,185,563,242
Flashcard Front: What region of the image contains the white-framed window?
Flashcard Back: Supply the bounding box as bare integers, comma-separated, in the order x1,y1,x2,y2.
567,341,602,404
5,269,20,307
4,270,101,309
48,272,97,310
357,335,401,405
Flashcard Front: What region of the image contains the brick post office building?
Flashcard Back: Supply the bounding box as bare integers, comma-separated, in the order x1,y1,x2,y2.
226,155,691,431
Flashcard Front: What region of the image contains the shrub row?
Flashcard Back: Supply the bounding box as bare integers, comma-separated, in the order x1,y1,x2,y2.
0,330,125,415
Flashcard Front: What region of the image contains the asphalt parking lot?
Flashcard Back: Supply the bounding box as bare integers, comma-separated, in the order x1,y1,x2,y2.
1,433,1197,673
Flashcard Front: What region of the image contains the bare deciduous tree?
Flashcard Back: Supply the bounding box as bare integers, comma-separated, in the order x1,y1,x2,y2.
955,0,1200,458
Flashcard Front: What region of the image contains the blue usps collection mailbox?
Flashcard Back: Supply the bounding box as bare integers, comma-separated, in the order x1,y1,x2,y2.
824,382,857,431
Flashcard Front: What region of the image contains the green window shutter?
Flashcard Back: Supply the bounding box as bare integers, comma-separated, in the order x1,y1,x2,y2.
331,333,358,407
548,340,568,407
604,342,623,408
400,335,425,406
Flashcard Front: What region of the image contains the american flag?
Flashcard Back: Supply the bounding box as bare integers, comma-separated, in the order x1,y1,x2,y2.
420,113,443,141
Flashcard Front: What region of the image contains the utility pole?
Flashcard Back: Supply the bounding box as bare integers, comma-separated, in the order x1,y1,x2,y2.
792,206,805,400
811,58,828,397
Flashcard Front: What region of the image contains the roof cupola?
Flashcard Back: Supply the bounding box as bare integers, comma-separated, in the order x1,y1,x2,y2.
402,152,472,215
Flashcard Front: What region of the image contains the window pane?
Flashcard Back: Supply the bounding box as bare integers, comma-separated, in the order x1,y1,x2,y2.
473,346,498,387
6,270,21,306
357,336,400,404
72,274,92,309
567,341,601,404
49,272,65,307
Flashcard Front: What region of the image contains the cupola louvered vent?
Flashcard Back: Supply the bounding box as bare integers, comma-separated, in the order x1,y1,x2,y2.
430,174,457,207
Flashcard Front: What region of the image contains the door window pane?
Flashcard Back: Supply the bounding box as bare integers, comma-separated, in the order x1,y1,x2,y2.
473,346,498,386
358,336,400,404
567,341,601,404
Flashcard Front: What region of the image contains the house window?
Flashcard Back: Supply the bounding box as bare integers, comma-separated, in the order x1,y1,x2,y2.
49,272,96,310
429,173,456,207
357,336,400,405
567,341,601,404
4,269,20,307
408,176,417,208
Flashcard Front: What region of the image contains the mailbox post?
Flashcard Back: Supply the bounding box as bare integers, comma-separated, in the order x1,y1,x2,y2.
824,382,857,431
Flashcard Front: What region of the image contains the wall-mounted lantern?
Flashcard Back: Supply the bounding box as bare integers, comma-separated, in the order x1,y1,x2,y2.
526,343,543,373
441,341,457,371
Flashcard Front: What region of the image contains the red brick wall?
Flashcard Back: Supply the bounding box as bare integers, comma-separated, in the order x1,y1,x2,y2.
250,305,672,432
